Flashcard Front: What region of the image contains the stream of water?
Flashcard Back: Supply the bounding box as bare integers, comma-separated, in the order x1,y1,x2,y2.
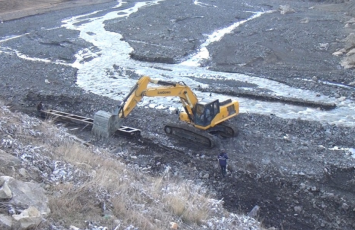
61,0,355,127
1,0,354,128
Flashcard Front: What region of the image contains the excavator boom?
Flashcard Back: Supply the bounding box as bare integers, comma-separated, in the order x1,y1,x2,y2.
117,76,197,120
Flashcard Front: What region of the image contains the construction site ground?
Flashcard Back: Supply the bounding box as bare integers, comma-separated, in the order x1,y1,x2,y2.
1,0,355,229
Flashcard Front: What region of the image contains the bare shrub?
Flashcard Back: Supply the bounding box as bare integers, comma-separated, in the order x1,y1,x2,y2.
48,183,101,228
163,182,211,225
165,193,187,217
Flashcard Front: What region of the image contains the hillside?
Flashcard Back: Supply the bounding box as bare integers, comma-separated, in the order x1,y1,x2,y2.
0,101,268,229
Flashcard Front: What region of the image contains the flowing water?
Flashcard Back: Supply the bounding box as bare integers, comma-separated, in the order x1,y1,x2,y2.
1,0,354,128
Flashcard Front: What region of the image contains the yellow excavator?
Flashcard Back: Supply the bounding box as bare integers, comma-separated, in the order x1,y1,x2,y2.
92,75,239,148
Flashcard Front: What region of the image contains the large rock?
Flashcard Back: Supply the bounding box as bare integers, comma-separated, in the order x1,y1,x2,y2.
341,52,355,69
279,5,295,14
337,33,355,69
0,214,12,230
12,206,42,230
0,149,21,176
2,176,50,216
0,181,12,199
344,33,355,51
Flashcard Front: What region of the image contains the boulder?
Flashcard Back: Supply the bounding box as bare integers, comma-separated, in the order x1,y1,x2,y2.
341,53,355,69
2,176,50,216
0,149,21,176
344,33,355,50
170,222,178,229
12,206,42,230
0,181,12,199
279,5,295,14
0,214,12,230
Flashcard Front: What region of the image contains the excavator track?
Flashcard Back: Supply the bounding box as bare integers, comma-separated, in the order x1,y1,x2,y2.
208,121,238,138
164,123,218,148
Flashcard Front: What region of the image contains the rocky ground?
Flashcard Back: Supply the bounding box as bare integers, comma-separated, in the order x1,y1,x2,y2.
1,0,355,229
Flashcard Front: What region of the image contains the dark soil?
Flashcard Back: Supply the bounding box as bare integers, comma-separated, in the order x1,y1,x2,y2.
1,0,355,229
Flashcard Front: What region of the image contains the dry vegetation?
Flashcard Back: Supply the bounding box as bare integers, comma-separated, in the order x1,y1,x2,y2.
46,140,215,229
0,101,266,229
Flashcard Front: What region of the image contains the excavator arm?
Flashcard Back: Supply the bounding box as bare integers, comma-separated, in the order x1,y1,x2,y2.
117,76,198,122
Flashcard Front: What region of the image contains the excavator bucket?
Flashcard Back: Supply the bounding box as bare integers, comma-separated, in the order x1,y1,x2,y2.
91,110,123,138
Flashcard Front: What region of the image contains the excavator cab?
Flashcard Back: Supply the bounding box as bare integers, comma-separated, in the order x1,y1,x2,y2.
193,100,220,127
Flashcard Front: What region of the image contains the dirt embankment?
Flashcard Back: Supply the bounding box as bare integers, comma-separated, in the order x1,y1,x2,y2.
0,0,114,21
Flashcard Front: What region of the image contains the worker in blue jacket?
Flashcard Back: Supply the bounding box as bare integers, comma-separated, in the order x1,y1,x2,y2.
218,150,228,177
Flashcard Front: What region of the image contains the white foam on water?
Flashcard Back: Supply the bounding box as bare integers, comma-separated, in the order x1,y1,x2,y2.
1,0,354,127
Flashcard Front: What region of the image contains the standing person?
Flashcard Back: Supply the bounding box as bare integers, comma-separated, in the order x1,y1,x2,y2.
36,101,45,118
218,150,228,177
